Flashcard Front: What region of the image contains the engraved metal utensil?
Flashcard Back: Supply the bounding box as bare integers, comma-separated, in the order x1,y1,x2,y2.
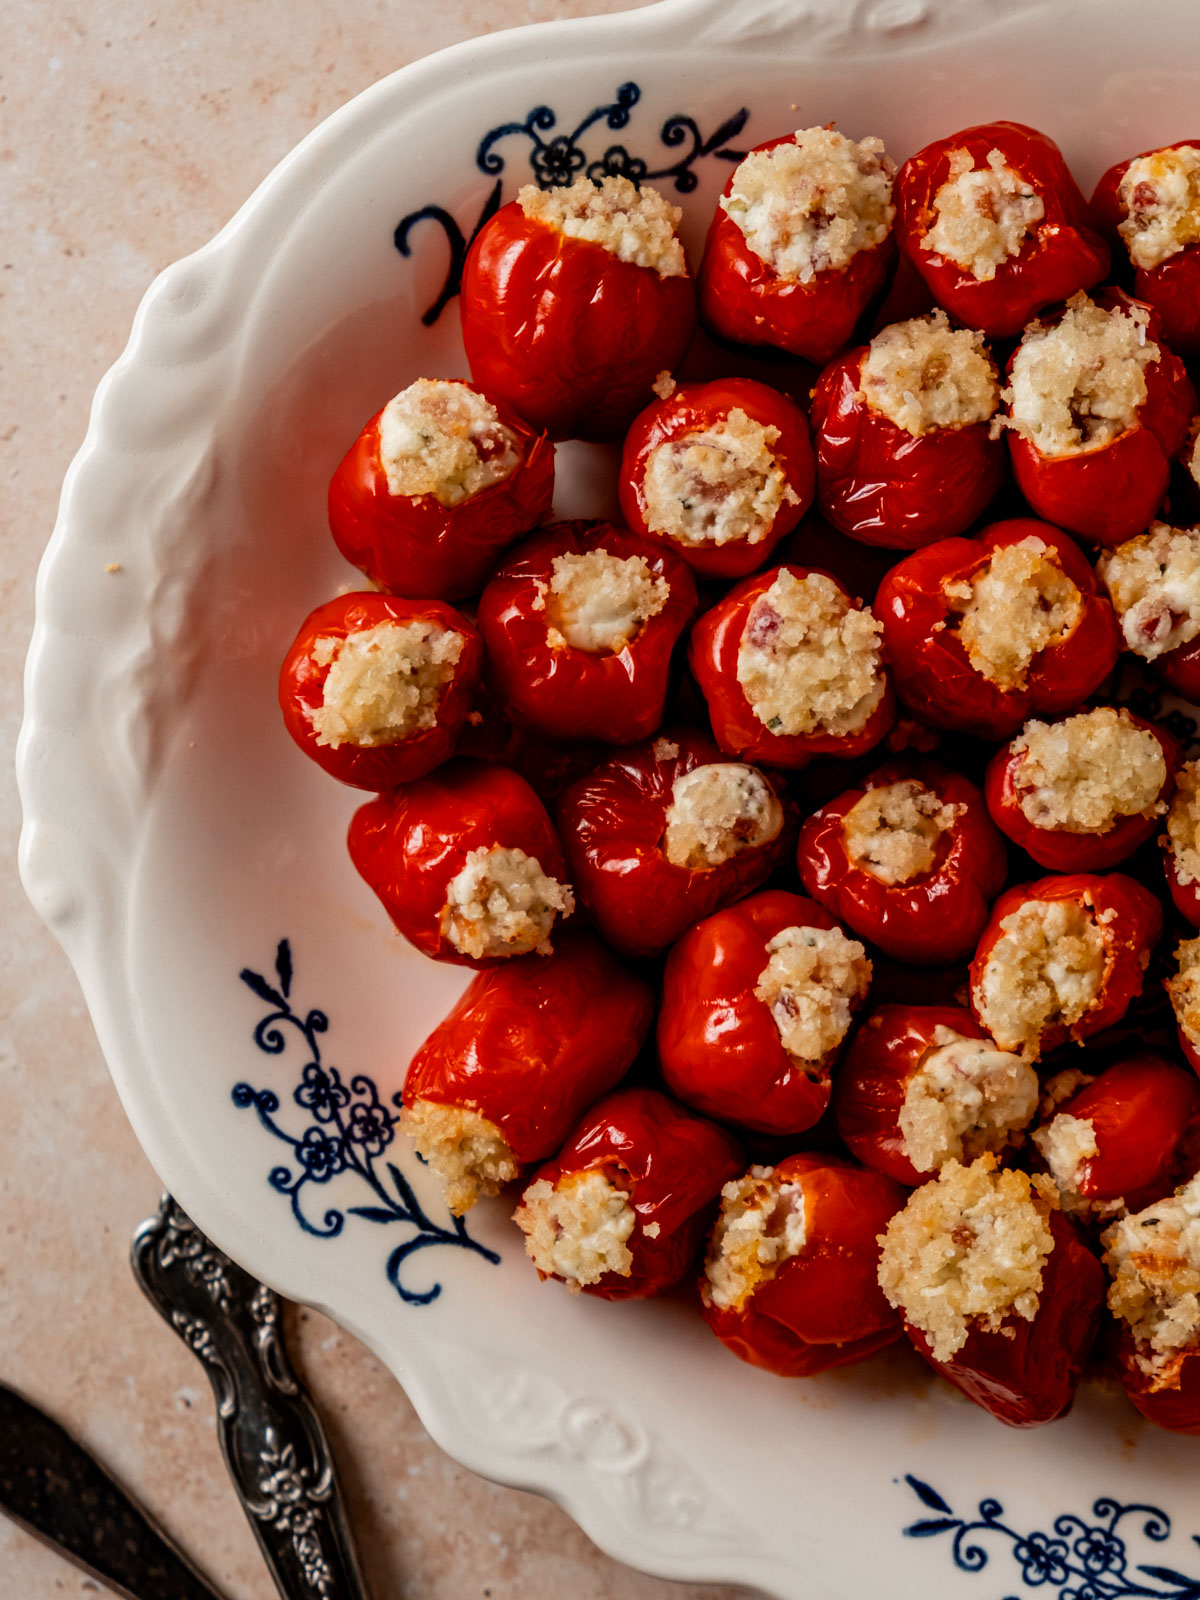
132,1194,374,1600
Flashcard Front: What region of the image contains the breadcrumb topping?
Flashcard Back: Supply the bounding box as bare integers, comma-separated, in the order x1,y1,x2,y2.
1118,146,1200,271
441,845,573,960
945,536,1082,691
1002,293,1159,458
641,408,798,548
877,1156,1056,1362
923,147,1045,281
518,175,686,277
737,569,885,738
859,310,999,436
1097,523,1200,661
973,896,1106,1058
539,548,669,653
720,126,895,284
1104,1175,1200,1382
1010,707,1167,834
1168,764,1200,888
841,779,962,886
1032,1112,1101,1208
378,379,519,505
899,1027,1039,1175
401,1098,518,1215
1038,1067,1096,1121
703,1166,808,1312
1168,937,1200,1051
754,923,871,1065
661,763,783,869
515,1170,636,1289
310,621,463,748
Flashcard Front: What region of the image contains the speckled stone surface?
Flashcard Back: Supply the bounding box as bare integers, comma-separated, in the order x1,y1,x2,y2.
1,4,756,1597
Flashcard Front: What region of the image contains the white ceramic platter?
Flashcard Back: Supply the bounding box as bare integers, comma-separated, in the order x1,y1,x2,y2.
19,1,1200,1594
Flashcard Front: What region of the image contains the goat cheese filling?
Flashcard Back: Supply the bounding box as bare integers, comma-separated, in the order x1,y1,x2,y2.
703,1166,808,1313
944,536,1082,691
661,763,783,869
310,620,463,748
1118,145,1200,271
515,1169,637,1289
754,924,871,1066
401,1098,518,1216
898,1029,1039,1176
1167,764,1200,888
536,548,669,654
922,148,1045,281
1104,1175,1200,1383
379,379,519,505
1009,707,1167,834
641,407,798,548
972,896,1107,1058
1168,938,1200,1053
1097,523,1200,662
519,175,687,277
859,310,999,436
841,779,962,886
440,845,573,960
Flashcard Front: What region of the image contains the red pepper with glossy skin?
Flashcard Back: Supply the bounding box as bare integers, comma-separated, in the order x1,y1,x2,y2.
893,121,1108,339
657,890,868,1137
475,520,698,745
1004,290,1195,547
969,873,1164,1058
905,1209,1105,1427
697,135,896,364
327,381,554,600
517,1087,744,1301
797,757,1006,965
347,759,572,968
556,728,793,959
278,593,482,790
454,680,604,805
460,200,695,441
402,929,653,1166
984,711,1180,872
689,563,895,768
1093,142,1200,356
616,377,815,579
809,339,1006,549
1113,1334,1200,1435
1155,632,1200,701
876,518,1121,740
701,1154,905,1377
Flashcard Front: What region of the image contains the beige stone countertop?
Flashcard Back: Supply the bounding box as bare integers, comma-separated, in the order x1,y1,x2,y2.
2,4,753,1597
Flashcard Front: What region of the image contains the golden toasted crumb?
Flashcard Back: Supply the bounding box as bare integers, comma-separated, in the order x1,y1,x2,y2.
860,311,998,436
703,1166,808,1312
515,1170,636,1289
1104,1176,1200,1383
519,175,686,277
754,924,871,1064
944,537,1082,691
401,1098,519,1215
1009,707,1166,834
841,779,961,885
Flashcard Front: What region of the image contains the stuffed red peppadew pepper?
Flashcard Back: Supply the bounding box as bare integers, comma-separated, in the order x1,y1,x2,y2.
327,377,554,600
1164,764,1200,928
1168,937,1200,1076
557,729,793,959
617,376,815,579
278,592,482,790
701,1153,905,1377
878,1155,1106,1426
876,518,1120,741
697,125,897,364
893,120,1108,339
348,760,574,967
690,563,894,768
968,872,1163,1063
399,930,653,1213
1001,290,1195,547
984,706,1179,873
513,1087,743,1300
833,1005,1039,1187
1093,141,1200,356
796,757,1006,965
475,519,697,745
1096,522,1200,700
810,310,1005,549
460,176,695,440
657,890,872,1137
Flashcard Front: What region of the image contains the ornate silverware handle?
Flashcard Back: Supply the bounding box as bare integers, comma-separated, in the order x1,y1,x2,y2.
132,1195,374,1600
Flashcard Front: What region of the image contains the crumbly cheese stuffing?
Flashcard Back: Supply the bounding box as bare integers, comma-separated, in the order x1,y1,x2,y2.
1032,1112,1100,1205
1168,764,1200,888
860,310,999,437
1002,292,1160,458
720,126,895,284
1118,146,1200,271
898,1027,1039,1175
753,924,871,1065
877,1156,1056,1362
737,569,885,738
378,379,519,505
538,549,669,653
401,1098,519,1215
661,763,783,869
1168,937,1200,1051
440,845,573,960
841,779,962,886
945,536,1082,691
1010,707,1167,834
922,147,1045,281
641,408,798,548
1038,1067,1096,1121
310,621,463,748
703,1166,808,1312
518,175,686,277
1097,523,1200,662
515,1169,636,1289
1104,1175,1200,1382
972,896,1107,1058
